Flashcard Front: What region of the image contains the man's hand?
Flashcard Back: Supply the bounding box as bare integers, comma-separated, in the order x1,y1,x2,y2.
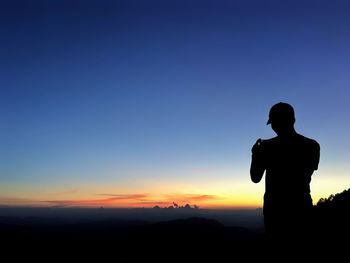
251,138,263,154
250,138,265,183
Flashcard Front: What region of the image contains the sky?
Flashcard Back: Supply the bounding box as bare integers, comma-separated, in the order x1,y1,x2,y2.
1,0,350,209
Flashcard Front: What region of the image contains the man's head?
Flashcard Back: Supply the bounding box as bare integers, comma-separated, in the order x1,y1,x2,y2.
267,102,296,135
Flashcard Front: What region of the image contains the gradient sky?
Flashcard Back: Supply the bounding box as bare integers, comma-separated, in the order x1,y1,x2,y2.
1,0,350,208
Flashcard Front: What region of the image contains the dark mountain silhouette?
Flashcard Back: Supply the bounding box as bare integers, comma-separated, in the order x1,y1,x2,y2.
1,189,350,261
0,214,265,261
316,188,350,209
257,188,350,261
313,188,350,239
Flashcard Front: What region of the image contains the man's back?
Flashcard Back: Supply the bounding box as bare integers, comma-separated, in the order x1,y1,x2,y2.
261,133,320,209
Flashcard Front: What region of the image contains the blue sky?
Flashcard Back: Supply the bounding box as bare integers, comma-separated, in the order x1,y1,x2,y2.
1,0,350,207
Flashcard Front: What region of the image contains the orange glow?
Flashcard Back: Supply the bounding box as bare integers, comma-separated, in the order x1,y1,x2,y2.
0,172,348,208
0,192,262,209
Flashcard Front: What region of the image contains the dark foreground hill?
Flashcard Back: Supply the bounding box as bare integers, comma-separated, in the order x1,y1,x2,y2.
0,216,266,262
1,188,350,262
0,215,347,262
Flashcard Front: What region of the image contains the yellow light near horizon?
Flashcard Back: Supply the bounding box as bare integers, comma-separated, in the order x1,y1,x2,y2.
311,174,350,204
0,171,348,208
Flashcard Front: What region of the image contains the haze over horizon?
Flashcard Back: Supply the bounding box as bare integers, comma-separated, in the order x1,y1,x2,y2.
1,0,350,209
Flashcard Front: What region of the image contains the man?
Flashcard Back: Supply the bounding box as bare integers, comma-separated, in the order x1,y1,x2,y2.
250,102,320,239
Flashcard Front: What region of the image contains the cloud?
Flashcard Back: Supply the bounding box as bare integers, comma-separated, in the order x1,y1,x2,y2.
1,193,219,208
132,201,171,206
42,193,151,207
0,197,40,206
96,193,149,200
131,194,219,208
42,193,219,208
164,194,218,203
43,200,80,207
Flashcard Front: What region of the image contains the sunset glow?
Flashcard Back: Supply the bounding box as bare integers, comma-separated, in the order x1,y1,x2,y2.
2,173,349,208
1,1,350,210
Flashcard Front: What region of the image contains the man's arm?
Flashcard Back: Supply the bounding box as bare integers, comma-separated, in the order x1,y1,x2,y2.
313,141,320,171
250,139,266,183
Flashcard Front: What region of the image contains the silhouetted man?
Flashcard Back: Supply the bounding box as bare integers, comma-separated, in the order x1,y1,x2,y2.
250,102,320,239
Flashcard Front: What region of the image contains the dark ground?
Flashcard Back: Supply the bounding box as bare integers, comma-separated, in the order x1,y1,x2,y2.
0,213,348,262
0,216,265,261
2,189,350,261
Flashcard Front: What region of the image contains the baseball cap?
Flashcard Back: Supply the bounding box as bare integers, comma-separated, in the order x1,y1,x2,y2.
267,102,295,125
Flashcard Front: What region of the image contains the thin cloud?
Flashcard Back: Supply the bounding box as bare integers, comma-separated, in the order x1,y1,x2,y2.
132,201,171,206
42,193,151,207
0,197,39,206
95,193,149,200
3,193,220,208
133,194,220,208
44,200,79,207
164,194,219,203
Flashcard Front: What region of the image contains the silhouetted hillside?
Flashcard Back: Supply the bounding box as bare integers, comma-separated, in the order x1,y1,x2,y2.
316,188,350,209
0,216,265,262
1,190,350,262
313,188,350,239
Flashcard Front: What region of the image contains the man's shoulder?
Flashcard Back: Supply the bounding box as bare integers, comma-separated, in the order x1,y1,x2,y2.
296,134,320,149
260,137,278,147
262,137,278,143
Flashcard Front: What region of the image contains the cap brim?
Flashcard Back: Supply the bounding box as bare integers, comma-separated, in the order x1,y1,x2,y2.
267,120,271,125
